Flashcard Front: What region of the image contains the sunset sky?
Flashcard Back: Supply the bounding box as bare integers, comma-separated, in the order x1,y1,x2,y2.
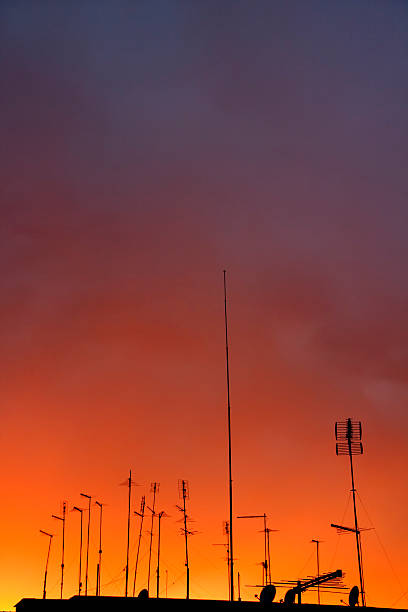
1,1,408,610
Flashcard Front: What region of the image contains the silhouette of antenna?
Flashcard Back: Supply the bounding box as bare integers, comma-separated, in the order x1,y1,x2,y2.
223,270,235,601
95,500,105,596
39,530,53,600
147,482,160,595
311,539,323,604
334,418,366,606
80,493,92,596
156,510,169,598
237,514,278,586
132,495,146,597
213,521,231,598
120,470,138,597
177,479,198,599
72,507,84,596
51,501,66,599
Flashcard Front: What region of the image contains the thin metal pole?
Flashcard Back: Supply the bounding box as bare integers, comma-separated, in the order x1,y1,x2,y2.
156,512,163,598
266,527,272,585
132,496,146,597
347,420,365,606
78,510,83,595
125,470,132,597
80,493,92,596
147,483,158,594
51,502,66,599
238,571,241,602
312,540,321,604
223,270,234,602
263,514,267,586
95,502,103,596
40,531,53,600
182,483,190,599
73,507,83,595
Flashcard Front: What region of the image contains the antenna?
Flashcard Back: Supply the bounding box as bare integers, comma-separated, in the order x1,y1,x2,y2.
223,270,234,601
311,539,323,604
120,470,138,597
147,482,160,595
95,500,104,596
39,530,53,600
51,501,66,599
132,495,146,597
212,521,231,599
335,418,366,606
177,479,197,599
237,514,278,586
156,510,169,598
80,492,92,596
72,507,84,596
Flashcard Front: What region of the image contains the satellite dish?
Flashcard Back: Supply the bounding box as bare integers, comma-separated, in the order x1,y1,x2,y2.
284,588,296,605
349,586,359,607
138,589,149,599
260,585,276,604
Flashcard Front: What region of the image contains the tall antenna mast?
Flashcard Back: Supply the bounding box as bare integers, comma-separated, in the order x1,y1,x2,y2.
80,493,92,596
223,270,234,601
52,501,66,599
335,418,366,606
120,470,136,597
147,482,160,595
95,500,104,596
177,479,194,599
72,507,84,596
311,539,322,604
212,521,230,598
156,510,169,598
39,530,53,600
237,514,278,586
132,495,146,597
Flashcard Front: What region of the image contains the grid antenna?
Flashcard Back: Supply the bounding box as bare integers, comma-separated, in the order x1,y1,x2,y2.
333,418,366,607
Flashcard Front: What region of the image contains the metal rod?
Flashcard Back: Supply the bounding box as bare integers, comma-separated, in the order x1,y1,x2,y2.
147,483,158,594
51,501,66,599
73,507,83,596
311,540,321,604
223,270,234,601
95,501,103,596
181,482,190,599
80,493,92,596
156,511,164,598
125,470,132,597
40,531,53,600
132,496,146,597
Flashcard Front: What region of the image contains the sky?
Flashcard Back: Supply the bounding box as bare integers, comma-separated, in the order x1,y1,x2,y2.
1,0,408,609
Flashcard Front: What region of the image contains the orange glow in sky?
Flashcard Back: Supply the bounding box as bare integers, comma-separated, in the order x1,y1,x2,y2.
1,1,408,610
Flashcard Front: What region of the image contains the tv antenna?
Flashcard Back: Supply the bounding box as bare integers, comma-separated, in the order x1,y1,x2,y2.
156,510,170,598
120,470,138,597
95,500,105,596
223,270,235,601
80,492,92,596
311,539,323,604
177,479,198,599
237,513,278,585
39,530,53,600
212,521,230,598
147,482,160,595
51,501,67,599
72,507,84,595
334,418,366,606
280,569,345,605
132,495,146,597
